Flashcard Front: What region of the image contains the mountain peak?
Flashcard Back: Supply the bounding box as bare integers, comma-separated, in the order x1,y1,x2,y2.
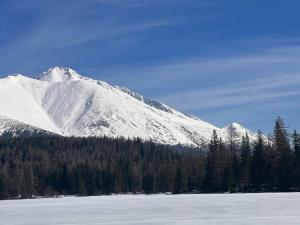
224,122,247,133
223,122,258,142
0,68,259,146
38,67,85,83
230,122,243,128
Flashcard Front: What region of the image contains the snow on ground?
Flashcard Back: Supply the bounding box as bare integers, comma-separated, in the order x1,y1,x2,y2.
1,193,300,225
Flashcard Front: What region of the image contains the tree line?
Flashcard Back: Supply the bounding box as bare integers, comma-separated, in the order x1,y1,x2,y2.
0,117,299,200
203,117,300,193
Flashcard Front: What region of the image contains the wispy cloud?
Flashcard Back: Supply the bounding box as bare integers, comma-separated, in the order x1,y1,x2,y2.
95,43,300,113
0,0,221,75
90,0,199,8
92,42,300,131
160,78,300,110
1,0,299,131
0,0,194,72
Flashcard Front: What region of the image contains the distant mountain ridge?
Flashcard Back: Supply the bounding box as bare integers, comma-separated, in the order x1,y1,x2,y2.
0,67,257,146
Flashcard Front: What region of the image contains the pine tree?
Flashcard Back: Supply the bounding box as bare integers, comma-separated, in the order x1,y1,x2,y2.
240,133,251,191
226,128,240,192
231,151,241,192
292,130,300,189
173,167,182,194
273,117,290,154
219,137,231,192
203,130,222,192
1,119,300,199
264,135,277,191
251,130,266,191
273,117,293,191
292,130,300,154
0,173,8,200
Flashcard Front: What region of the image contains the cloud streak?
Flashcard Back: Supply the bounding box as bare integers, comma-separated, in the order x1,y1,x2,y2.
80,42,300,131
93,44,300,118
1,1,299,131
0,0,191,72
159,73,300,110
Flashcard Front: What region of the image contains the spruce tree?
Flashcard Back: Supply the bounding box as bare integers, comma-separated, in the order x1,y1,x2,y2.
227,129,240,192
173,168,182,194
0,173,8,200
231,151,241,192
203,130,221,192
240,133,251,191
273,117,293,191
219,137,231,192
251,130,266,191
292,130,300,189
264,135,277,191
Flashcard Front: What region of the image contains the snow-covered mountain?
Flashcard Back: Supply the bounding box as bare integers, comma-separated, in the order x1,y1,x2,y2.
0,67,257,146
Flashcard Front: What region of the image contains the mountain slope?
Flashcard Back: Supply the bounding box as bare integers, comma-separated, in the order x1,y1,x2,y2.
0,116,55,137
0,67,256,146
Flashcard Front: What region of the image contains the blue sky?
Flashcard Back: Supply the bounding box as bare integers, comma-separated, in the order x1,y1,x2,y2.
0,0,299,134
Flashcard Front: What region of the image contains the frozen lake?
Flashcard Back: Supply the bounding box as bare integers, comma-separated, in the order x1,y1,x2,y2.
1,193,300,225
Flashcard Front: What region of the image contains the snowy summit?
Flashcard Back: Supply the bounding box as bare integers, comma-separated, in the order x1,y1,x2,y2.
0,67,256,146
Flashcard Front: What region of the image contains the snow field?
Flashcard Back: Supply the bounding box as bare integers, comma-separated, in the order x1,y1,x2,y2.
1,193,300,225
